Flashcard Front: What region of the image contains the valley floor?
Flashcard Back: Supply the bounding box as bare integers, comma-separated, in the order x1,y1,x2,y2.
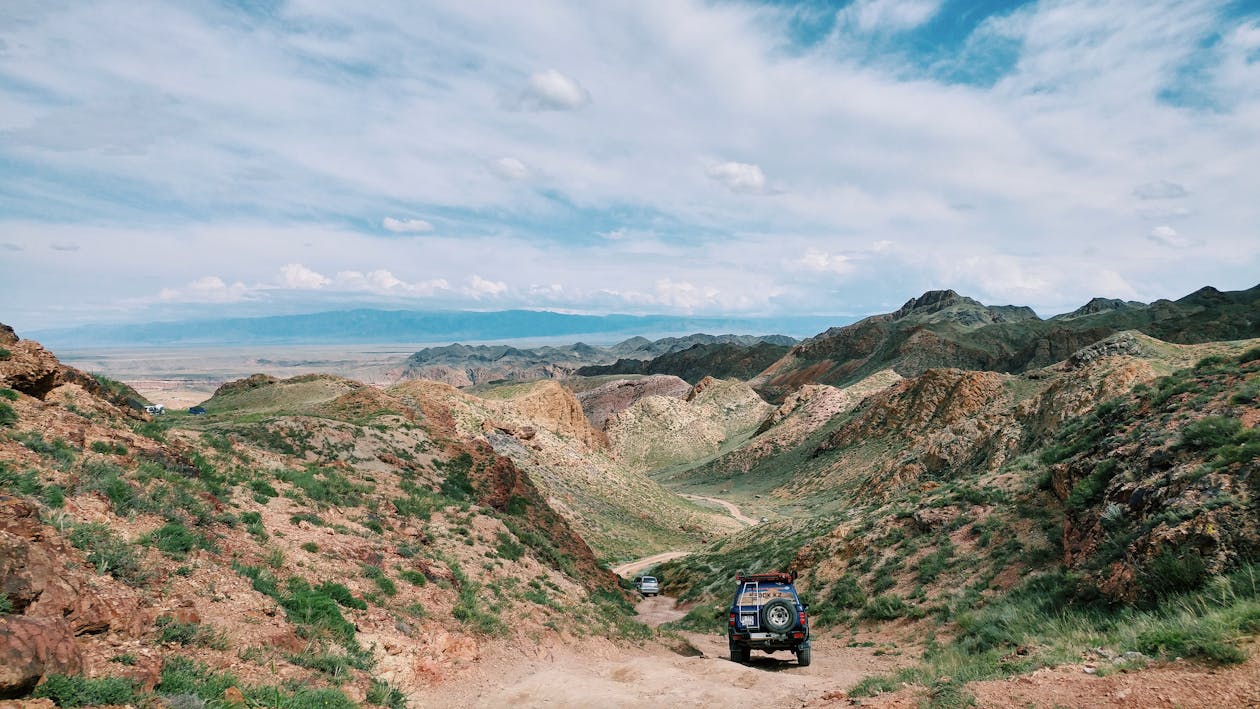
419,615,1260,708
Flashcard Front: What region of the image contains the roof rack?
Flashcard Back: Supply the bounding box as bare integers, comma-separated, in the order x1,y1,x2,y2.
735,570,797,583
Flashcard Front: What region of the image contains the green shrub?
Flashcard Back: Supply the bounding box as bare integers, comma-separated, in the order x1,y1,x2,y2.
250,479,279,498
1180,417,1243,452
367,679,408,709
399,569,427,586
0,347,11,360
1136,624,1246,664
68,522,149,586
155,616,226,649
1194,355,1229,370
157,655,239,701
1066,459,1118,512
363,565,397,596
316,581,367,610
90,440,127,455
301,541,319,553
0,387,18,400
437,452,476,501
14,432,76,466
496,532,525,561
1144,549,1209,597
0,401,16,427
32,675,141,706
863,594,908,620
281,578,357,641
147,521,210,559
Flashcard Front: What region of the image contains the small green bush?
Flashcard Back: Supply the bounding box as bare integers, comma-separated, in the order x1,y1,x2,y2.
862,594,908,620
316,581,367,610
33,675,141,706
147,521,210,559
1180,417,1243,452
68,522,149,586
90,440,127,455
301,541,319,553
496,532,525,561
0,401,16,427
367,679,407,709
0,387,18,400
0,348,11,360
399,569,427,586
250,479,279,498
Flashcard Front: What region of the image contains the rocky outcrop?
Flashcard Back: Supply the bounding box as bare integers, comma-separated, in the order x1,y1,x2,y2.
573,375,691,430
0,497,146,637
606,378,771,470
0,617,82,698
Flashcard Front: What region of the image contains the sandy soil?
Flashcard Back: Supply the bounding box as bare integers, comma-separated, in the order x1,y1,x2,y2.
426,629,906,709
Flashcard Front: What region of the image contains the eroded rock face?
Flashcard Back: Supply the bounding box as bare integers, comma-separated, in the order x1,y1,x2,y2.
574,375,691,430
0,340,63,400
0,496,146,637
0,616,82,698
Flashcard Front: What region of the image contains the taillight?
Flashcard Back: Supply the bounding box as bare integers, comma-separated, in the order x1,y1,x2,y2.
728,613,736,627
799,611,807,625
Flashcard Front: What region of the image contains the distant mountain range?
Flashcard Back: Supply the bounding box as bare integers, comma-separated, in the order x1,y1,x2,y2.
28,309,847,348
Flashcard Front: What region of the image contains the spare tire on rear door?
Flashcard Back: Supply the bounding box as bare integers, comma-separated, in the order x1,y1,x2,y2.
760,598,795,632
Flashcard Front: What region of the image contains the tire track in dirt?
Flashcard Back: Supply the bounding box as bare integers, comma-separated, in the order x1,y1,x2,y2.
682,494,759,526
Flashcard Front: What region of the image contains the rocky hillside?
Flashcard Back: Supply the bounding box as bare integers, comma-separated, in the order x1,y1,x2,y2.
0,325,652,707
753,284,1260,402
660,334,1259,704
606,377,773,472
400,334,796,388
575,341,792,384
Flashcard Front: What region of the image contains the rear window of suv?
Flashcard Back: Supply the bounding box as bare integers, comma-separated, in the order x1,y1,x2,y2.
735,581,794,606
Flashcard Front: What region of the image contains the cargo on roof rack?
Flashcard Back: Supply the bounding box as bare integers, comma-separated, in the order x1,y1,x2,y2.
734,570,797,583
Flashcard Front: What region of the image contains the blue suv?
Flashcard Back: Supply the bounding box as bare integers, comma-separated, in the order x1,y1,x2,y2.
727,571,810,666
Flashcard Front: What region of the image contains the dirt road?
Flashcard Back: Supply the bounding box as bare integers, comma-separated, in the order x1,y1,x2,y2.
682,494,759,526
427,629,907,708
611,550,692,578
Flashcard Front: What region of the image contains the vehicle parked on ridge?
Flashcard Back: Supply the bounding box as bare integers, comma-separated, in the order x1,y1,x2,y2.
727,570,810,666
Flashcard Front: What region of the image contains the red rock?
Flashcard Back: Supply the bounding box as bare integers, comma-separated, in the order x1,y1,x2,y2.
0,616,82,696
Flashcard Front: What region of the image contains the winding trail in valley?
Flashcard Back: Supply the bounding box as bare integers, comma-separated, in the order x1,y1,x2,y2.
611,550,693,578
682,493,759,526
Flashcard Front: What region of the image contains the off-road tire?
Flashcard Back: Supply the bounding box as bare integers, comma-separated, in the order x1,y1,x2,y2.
796,642,812,667
729,640,750,663
761,598,795,633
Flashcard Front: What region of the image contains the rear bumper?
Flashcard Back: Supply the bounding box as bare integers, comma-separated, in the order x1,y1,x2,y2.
728,630,809,650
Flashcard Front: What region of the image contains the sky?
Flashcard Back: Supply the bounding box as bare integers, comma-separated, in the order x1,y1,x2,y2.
1,0,1259,331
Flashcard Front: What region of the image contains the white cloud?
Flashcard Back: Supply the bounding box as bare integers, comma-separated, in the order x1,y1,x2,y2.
158,276,250,303
489,157,531,181
277,263,331,289
513,70,590,111
0,242,22,251
840,0,943,33
706,161,767,194
382,217,434,233
465,275,507,298
790,249,856,275
1133,180,1188,200
1148,225,1192,248
333,269,449,295
50,243,80,252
